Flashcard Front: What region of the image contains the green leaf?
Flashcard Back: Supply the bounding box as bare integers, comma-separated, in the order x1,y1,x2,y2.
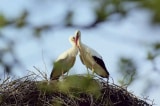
147,52,154,60
118,57,137,86
15,11,28,28
154,43,160,50
0,14,8,27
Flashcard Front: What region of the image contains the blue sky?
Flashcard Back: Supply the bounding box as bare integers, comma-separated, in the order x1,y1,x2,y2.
0,0,160,105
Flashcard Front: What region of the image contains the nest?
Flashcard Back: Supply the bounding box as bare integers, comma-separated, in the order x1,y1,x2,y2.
0,74,153,106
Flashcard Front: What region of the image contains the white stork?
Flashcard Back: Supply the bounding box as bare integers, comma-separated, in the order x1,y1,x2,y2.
75,30,109,78
50,36,78,80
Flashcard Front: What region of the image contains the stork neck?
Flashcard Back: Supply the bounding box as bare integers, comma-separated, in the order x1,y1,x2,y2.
78,42,85,53
77,41,82,49
71,45,78,56
77,38,82,47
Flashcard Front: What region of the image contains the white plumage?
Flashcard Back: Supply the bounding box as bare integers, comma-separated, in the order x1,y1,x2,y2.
50,36,78,80
75,30,109,78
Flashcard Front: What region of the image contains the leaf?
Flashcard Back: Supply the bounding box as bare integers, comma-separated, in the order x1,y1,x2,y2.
154,43,160,50
16,11,28,28
118,57,137,86
0,14,8,27
147,52,155,60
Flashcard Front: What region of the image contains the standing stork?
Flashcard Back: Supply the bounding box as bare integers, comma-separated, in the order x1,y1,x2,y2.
75,30,109,78
50,36,78,80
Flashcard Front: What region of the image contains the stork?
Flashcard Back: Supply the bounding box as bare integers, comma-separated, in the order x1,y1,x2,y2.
75,30,109,78
50,36,78,80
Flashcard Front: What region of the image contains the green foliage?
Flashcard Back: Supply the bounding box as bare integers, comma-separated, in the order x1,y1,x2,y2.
33,25,51,37
140,0,160,24
95,4,108,22
37,75,101,99
57,75,101,98
118,57,137,86
0,11,27,28
111,0,126,15
147,52,155,60
0,35,22,75
15,11,27,28
0,14,8,27
94,0,126,23
36,75,102,105
147,42,160,60
146,42,160,73
153,42,160,50
36,80,59,94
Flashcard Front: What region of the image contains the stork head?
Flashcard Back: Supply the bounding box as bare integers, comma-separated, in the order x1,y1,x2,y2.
69,36,76,46
75,30,81,46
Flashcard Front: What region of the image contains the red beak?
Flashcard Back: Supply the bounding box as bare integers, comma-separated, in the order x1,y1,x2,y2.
75,35,78,46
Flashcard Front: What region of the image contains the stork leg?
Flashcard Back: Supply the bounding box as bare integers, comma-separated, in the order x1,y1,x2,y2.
61,69,64,79
86,67,89,75
91,65,95,77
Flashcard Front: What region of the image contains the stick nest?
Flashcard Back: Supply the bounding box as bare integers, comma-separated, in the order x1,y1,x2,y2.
0,74,153,106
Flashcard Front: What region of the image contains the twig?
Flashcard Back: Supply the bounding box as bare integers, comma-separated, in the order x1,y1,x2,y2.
33,66,48,81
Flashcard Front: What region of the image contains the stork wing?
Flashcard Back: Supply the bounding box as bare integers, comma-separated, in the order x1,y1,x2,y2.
50,60,64,80
50,53,69,80
85,44,102,59
92,56,108,73
56,51,68,61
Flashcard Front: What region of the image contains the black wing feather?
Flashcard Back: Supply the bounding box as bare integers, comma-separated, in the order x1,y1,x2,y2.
92,56,109,75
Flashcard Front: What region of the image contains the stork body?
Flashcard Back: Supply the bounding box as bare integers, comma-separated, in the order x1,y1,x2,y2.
75,30,109,78
50,36,78,80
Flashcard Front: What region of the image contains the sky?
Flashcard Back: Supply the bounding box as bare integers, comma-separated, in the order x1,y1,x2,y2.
0,0,160,105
